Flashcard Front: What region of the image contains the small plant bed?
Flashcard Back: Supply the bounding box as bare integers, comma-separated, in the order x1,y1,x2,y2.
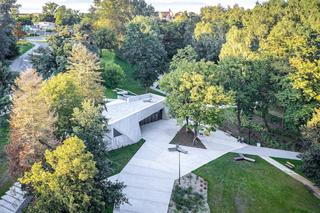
168,173,209,213
107,139,145,177
170,126,206,149
194,153,320,212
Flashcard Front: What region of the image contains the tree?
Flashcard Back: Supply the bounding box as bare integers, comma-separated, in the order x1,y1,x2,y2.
169,45,197,71
0,0,18,60
121,16,167,88
301,143,320,185
219,26,257,59
40,44,105,137
6,69,58,178
194,21,229,62
40,72,83,138
67,43,105,104
71,100,127,207
161,61,233,143
19,137,105,212
40,2,59,22
30,47,57,79
102,63,125,89
94,28,117,52
217,57,258,132
0,62,14,116
54,5,80,26
94,0,155,37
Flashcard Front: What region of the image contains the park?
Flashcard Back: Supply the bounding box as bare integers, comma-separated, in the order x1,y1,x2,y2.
0,0,319,212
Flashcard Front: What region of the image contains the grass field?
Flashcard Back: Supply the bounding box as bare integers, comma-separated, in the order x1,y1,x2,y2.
101,50,165,98
194,153,320,213
17,40,34,55
271,157,318,184
101,50,146,98
107,139,145,177
0,119,13,196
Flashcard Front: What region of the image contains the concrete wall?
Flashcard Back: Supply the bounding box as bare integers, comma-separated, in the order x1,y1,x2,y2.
107,100,165,150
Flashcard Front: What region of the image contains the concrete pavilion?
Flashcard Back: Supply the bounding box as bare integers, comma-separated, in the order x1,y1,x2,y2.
103,93,167,150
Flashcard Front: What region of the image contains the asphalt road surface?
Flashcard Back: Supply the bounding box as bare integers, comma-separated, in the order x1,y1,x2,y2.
9,36,48,72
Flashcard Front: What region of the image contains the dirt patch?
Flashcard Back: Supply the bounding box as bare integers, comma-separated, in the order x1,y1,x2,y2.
170,126,206,149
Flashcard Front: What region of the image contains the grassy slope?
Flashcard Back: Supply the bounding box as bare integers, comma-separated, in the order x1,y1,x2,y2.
0,120,13,196
107,139,145,177
101,50,146,98
271,157,318,184
101,50,165,98
194,153,320,213
17,41,34,55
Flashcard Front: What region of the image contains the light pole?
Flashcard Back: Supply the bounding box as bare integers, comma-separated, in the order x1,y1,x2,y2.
168,144,188,185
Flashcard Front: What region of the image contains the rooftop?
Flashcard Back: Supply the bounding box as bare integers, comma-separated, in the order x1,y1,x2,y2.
103,93,165,124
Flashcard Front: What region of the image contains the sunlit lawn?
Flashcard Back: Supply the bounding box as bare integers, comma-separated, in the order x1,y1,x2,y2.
17,40,34,55
194,153,320,213
101,50,165,98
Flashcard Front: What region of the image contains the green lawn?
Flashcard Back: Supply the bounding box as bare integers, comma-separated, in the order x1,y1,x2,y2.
0,119,14,196
101,50,146,98
107,139,145,177
271,157,317,184
17,40,34,55
101,50,165,98
193,153,320,213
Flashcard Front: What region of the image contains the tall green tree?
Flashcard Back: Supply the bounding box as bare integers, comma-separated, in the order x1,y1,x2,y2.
54,5,80,26
217,57,257,132
121,16,167,88
0,0,18,60
0,62,14,116
20,136,105,212
169,45,197,71
94,0,155,38
40,2,59,22
94,28,117,52
71,100,127,207
161,61,233,142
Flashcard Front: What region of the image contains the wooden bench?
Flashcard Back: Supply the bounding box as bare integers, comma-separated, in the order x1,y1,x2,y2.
285,161,295,169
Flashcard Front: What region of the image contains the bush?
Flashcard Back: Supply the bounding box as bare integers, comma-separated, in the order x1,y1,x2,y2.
172,185,205,212
302,143,320,186
103,63,125,89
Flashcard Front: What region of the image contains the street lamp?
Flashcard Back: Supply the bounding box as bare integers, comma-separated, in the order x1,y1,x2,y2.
168,144,188,185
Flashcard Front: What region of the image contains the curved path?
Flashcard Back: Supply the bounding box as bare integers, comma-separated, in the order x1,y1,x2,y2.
9,36,48,72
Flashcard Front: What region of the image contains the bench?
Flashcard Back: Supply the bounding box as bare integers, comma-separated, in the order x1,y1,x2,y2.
285,161,295,169
234,154,256,163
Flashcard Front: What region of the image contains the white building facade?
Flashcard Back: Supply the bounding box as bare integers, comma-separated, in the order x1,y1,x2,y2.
103,94,167,150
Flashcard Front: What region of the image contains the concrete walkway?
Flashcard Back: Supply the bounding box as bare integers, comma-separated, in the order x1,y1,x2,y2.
10,36,48,72
111,119,246,213
234,145,301,160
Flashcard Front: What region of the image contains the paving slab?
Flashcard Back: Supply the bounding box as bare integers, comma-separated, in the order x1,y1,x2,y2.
112,119,247,212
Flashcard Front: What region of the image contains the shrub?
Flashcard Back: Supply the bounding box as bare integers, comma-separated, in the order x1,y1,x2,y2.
172,185,205,212
302,143,320,185
103,63,125,89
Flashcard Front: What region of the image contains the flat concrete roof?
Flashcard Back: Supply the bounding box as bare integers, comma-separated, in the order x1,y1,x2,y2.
103,93,165,124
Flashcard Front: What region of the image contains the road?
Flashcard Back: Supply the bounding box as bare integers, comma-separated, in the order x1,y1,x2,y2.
9,36,48,72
